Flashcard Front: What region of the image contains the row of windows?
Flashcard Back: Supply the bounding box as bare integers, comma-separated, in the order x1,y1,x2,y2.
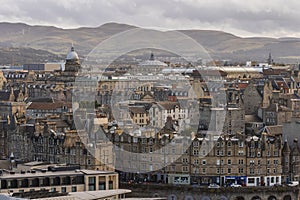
216,141,244,147
189,167,280,175
190,167,244,174
189,159,279,166
14,186,77,194
249,168,279,174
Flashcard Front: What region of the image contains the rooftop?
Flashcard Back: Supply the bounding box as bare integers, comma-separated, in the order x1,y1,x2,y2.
0,169,116,179
69,189,131,200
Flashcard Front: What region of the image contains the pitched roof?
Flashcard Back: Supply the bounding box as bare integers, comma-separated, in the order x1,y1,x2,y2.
0,90,19,101
282,140,290,152
129,106,147,114
27,102,72,110
157,101,180,110
264,125,283,136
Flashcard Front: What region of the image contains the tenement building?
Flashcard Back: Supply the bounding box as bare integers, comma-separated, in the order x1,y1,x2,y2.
1,45,300,189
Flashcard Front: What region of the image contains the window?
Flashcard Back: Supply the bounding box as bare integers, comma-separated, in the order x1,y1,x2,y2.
216,168,220,174
250,168,254,174
220,150,224,156
271,177,275,183
238,159,244,165
88,177,96,191
227,150,232,156
202,168,206,174
239,141,244,147
202,160,206,165
285,157,289,163
193,149,199,156
182,166,188,172
227,142,232,147
202,150,206,156
238,150,244,156
149,147,153,153
182,158,188,164
194,159,199,165
72,186,77,192
133,138,138,143
239,168,244,173
248,178,255,184
228,168,231,174
61,187,66,193
193,141,199,147
227,159,232,165
216,159,220,165
109,181,113,189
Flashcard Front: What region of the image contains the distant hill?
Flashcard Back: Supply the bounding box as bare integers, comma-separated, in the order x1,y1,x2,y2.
0,22,300,64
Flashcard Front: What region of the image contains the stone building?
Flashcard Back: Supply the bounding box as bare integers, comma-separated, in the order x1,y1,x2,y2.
243,82,262,115
0,168,119,195
0,71,7,89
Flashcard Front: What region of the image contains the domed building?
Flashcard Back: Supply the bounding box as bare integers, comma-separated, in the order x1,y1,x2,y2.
137,52,168,74
64,45,81,74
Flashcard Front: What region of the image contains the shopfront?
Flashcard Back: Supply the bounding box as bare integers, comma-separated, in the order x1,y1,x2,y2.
224,176,246,186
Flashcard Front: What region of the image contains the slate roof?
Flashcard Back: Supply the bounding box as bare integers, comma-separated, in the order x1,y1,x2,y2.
27,101,72,110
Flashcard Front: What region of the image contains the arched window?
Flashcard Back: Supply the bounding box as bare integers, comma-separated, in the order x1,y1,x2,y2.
283,195,291,200
267,196,277,200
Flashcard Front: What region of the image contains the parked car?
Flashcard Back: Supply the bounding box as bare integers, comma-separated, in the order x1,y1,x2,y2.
208,183,220,188
287,181,299,187
230,183,242,187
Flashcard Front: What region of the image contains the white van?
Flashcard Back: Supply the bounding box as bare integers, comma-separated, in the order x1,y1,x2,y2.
287,181,299,187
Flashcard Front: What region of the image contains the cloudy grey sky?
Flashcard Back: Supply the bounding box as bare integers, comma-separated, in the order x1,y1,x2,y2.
0,0,300,37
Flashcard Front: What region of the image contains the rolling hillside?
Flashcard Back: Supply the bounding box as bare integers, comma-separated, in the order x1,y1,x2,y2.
0,22,300,64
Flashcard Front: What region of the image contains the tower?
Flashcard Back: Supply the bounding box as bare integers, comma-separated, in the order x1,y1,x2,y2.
282,139,291,183
267,52,273,65
64,45,81,74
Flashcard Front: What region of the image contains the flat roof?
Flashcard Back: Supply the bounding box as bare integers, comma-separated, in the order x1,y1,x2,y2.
0,170,117,179
69,189,131,200
80,169,117,175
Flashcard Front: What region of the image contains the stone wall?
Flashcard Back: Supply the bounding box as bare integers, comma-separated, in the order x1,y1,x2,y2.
120,183,298,200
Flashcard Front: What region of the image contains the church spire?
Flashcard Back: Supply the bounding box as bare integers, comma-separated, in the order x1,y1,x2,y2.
150,52,154,61
9,87,15,102
268,51,273,65
71,43,75,52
